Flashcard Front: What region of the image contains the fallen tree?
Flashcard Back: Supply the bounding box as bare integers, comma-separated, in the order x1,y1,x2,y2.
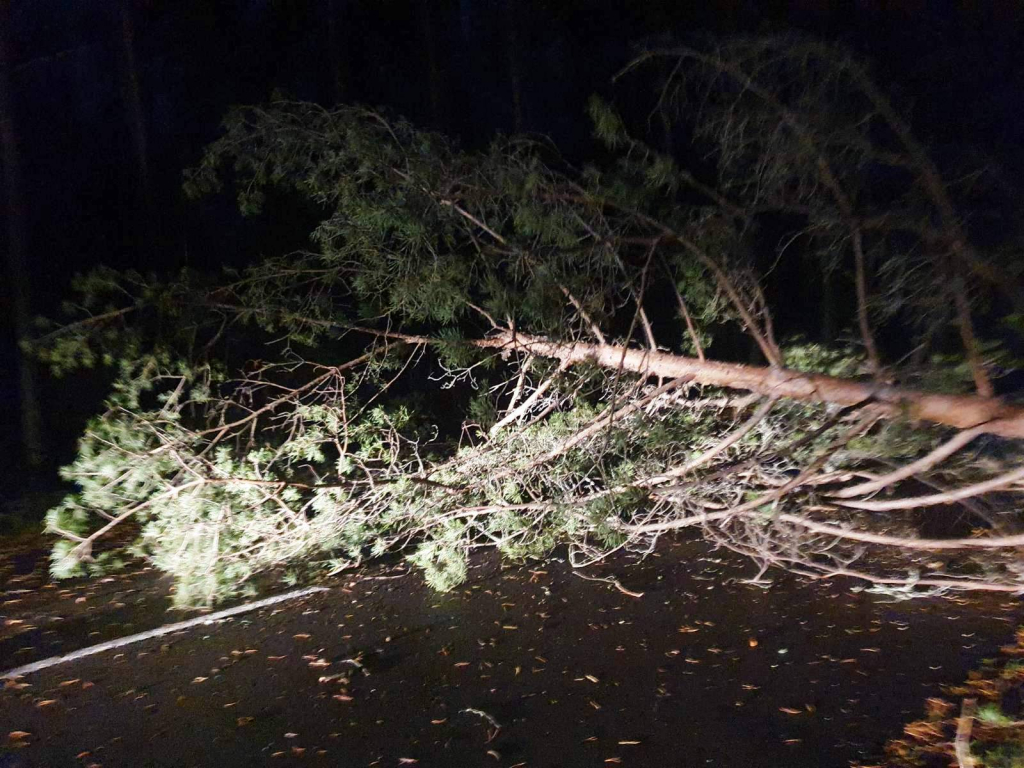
32,36,1024,606
477,331,1024,436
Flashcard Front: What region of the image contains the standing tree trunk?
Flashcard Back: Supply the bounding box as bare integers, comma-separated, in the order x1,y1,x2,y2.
326,0,349,104
0,0,44,468
503,0,524,133
118,0,150,208
418,0,444,127
820,265,835,343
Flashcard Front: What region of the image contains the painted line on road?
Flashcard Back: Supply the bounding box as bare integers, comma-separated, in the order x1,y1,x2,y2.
1,585,330,680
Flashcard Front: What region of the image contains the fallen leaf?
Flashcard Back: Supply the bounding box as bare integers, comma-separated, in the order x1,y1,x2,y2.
284,732,298,738
36,699,57,708
398,759,419,765
191,677,208,684
236,716,255,726
779,707,802,715
748,638,759,648
267,655,287,661
487,750,501,760
584,674,600,683
618,740,641,745
293,633,311,640
333,694,354,702
59,679,81,687
8,731,31,741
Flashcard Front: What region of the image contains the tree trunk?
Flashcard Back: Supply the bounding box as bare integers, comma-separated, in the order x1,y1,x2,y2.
474,331,1024,438
118,0,150,207
820,266,835,342
0,0,44,468
418,0,444,127
326,0,348,103
503,0,524,133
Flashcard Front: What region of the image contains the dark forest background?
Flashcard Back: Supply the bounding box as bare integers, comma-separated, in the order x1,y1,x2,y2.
2,0,1023,495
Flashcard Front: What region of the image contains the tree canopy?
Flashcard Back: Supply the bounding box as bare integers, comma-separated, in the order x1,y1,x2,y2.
32,37,1024,607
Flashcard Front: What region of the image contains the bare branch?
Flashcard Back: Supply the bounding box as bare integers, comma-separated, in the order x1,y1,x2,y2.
559,285,606,345
488,359,569,436
832,465,1024,511
670,279,705,361
645,396,777,486
831,424,987,499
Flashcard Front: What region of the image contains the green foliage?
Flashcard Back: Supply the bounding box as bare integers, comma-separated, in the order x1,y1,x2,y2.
407,537,469,592
885,628,1024,767
433,327,480,370
846,418,943,462
468,390,498,432
917,341,1022,395
588,96,629,149
982,745,1024,768
977,703,1018,727
782,339,864,378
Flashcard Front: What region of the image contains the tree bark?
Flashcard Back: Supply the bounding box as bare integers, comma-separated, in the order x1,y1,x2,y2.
118,0,150,206
503,0,524,133
820,265,835,342
0,0,44,468
418,0,444,127
326,0,348,103
475,331,1024,438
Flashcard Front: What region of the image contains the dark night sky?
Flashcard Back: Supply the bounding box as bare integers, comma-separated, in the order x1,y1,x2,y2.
2,0,1023,479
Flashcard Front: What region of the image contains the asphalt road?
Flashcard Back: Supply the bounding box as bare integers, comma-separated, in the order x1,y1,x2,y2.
1,539,1020,768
